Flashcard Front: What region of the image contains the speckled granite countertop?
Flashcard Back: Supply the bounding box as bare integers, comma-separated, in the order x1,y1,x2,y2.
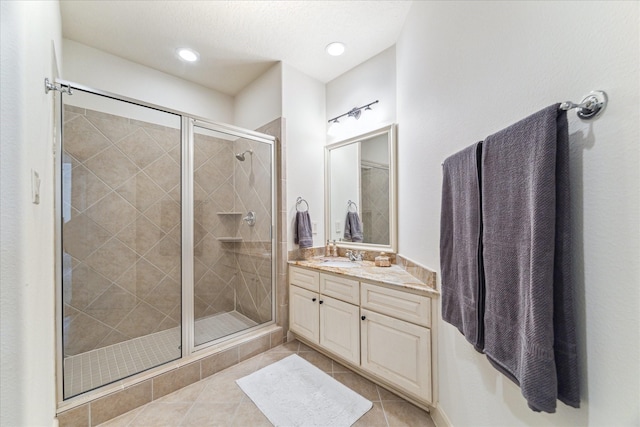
288,257,439,296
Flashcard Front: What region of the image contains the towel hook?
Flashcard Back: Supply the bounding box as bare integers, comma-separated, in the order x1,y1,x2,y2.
559,90,607,120
296,197,309,212
347,200,358,213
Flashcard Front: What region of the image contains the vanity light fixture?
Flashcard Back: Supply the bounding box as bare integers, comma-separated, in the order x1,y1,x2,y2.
326,42,346,56
328,100,379,124
177,48,200,62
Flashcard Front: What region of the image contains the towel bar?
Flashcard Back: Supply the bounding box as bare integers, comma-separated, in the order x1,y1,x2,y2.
440,91,608,167
560,90,607,120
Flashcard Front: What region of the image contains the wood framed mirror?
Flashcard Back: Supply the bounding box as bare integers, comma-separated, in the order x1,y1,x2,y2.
325,124,397,253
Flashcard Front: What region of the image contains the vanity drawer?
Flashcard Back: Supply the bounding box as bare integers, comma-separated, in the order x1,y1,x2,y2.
361,283,431,327
320,273,360,305
289,266,320,292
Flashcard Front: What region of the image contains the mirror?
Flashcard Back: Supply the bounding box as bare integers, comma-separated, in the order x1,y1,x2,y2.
325,124,397,253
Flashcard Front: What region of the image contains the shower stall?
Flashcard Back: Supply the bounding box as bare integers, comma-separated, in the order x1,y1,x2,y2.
57,84,276,399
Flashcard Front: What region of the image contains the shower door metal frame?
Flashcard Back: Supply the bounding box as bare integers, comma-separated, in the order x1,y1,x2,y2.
187,117,278,354
54,79,278,406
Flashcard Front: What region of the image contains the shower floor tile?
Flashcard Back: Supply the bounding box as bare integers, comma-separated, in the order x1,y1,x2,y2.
64,311,257,398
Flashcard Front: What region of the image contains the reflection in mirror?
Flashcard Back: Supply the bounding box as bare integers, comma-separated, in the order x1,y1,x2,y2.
325,124,396,253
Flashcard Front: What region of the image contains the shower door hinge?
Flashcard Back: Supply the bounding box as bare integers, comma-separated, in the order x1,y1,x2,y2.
44,78,72,95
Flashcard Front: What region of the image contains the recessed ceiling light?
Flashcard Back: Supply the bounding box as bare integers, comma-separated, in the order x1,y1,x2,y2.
177,48,199,62
326,42,345,56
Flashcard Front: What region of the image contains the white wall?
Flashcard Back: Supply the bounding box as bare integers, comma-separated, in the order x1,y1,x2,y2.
326,46,396,144
234,62,282,130
329,143,360,240
282,64,326,249
396,1,639,426
63,39,233,123
0,1,62,425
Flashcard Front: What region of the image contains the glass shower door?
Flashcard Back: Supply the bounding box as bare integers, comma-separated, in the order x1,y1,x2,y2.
192,123,274,347
60,89,182,398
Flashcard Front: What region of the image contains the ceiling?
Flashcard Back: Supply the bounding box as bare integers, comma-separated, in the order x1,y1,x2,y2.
60,1,412,96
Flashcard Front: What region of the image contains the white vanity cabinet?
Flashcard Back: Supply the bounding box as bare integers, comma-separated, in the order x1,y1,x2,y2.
360,283,432,403
289,269,361,365
288,265,435,407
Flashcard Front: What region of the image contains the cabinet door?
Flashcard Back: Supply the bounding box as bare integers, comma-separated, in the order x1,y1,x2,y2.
289,285,319,344
361,309,431,403
319,296,360,365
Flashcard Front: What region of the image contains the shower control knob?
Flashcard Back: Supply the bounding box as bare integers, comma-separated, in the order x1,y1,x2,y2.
242,211,256,227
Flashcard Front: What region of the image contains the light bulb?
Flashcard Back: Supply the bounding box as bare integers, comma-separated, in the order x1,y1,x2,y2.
326,42,345,56
177,48,199,62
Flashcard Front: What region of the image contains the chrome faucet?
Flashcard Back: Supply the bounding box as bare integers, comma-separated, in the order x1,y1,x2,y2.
346,250,363,262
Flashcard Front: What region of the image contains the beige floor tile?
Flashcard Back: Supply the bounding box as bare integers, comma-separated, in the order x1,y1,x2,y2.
297,341,314,352
180,402,239,426
353,402,388,427
331,359,352,374
297,350,333,373
94,341,436,427
96,406,144,427
196,374,246,404
253,349,295,370
377,385,405,401
276,339,300,352
333,371,381,401
128,402,192,427
382,401,435,427
231,402,272,427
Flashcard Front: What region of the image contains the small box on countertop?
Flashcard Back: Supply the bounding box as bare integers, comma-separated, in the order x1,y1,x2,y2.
375,252,391,267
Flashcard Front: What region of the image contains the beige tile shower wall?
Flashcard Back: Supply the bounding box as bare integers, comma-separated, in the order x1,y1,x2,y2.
62,106,181,356
192,133,238,321
233,119,284,326
361,166,390,245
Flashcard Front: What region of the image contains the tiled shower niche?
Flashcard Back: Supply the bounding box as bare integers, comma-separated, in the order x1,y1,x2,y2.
62,105,275,398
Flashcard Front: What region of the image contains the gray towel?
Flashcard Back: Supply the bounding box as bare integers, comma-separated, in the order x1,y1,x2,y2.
344,211,363,242
294,211,313,248
481,104,579,413
440,142,485,352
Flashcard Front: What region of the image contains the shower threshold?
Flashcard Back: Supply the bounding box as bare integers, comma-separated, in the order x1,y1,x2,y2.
63,311,257,398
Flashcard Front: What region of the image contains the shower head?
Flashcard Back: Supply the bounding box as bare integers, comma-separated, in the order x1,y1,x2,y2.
235,149,253,161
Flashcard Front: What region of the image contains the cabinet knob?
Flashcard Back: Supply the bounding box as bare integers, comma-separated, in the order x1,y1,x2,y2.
361,315,366,321
312,297,317,302
319,300,324,304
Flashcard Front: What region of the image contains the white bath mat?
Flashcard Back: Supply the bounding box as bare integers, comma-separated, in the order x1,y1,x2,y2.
236,354,372,426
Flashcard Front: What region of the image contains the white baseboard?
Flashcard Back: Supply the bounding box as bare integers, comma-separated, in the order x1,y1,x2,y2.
431,403,453,427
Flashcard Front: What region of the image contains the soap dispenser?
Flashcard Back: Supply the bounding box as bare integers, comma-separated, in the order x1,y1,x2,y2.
325,240,331,257
332,240,338,257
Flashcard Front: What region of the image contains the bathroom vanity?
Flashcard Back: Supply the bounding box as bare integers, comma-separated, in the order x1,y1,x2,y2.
288,259,438,409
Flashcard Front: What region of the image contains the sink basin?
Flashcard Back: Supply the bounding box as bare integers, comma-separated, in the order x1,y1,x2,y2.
321,260,360,268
